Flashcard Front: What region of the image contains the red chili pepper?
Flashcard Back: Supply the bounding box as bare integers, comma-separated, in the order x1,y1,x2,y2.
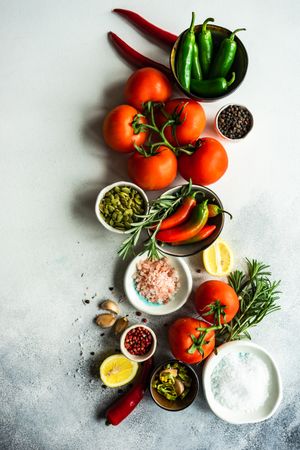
208,204,232,219
171,224,216,246
154,194,197,231
156,200,208,243
105,358,153,426
113,9,177,47
108,32,172,78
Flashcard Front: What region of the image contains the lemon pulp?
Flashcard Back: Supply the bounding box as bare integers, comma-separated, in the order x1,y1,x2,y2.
203,238,233,276
100,354,138,388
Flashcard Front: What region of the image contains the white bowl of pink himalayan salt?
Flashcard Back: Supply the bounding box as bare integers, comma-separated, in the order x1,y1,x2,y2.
124,252,192,315
202,341,282,424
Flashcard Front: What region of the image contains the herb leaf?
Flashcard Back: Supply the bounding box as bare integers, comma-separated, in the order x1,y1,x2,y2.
118,181,193,259
216,259,281,343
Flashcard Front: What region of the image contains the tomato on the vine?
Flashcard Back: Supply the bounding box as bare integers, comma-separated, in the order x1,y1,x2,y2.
168,317,215,364
102,105,147,153
128,145,177,191
156,98,206,146
195,280,239,325
178,137,228,185
125,68,172,111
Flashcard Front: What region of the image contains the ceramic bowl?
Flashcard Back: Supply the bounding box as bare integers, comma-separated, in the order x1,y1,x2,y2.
120,324,157,363
150,359,199,411
95,181,148,234
149,184,225,257
202,341,283,424
215,103,254,142
123,252,192,316
170,24,248,102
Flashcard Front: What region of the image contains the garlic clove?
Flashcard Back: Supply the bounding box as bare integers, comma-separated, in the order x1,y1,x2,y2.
174,379,185,396
114,317,129,335
96,313,116,328
101,300,120,315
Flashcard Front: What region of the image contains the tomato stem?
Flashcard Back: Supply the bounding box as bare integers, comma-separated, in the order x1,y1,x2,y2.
132,101,178,153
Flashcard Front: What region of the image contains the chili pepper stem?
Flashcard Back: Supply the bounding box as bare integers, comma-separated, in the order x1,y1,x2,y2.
230,28,246,41
227,72,235,87
221,209,233,219
189,12,196,32
202,17,214,32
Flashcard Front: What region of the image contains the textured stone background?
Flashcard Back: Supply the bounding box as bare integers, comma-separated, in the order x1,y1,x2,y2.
1,0,300,449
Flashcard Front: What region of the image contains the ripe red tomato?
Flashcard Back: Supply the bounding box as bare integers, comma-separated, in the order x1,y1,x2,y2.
103,105,148,153
125,68,172,111
178,137,228,185
156,98,206,146
195,280,239,325
128,146,177,191
168,317,215,364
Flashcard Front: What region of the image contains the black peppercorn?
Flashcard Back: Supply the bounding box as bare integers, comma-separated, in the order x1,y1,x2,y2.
217,104,253,140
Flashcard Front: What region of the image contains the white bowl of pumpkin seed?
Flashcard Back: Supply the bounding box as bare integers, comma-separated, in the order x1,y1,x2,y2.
95,181,149,234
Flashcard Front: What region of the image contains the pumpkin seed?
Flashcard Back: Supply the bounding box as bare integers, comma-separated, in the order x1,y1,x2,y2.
99,185,146,230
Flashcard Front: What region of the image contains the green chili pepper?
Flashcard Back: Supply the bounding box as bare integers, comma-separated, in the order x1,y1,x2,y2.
209,28,246,78
208,204,232,219
176,12,196,91
191,42,202,80
197,17,214,78
190,72,235,97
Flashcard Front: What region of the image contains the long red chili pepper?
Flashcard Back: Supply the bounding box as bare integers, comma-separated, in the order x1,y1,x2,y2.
108,32,172,78
113,9,177,47
171,224,216,246
156,200,208,243
105,358,153,426
154,195,197,231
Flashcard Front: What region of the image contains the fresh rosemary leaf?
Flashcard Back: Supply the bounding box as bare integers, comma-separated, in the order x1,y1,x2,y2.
216,258,281,343
117,182,193,259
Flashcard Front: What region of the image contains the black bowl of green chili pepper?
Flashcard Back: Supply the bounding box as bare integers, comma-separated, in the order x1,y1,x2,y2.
170,15,248,102
150,359,199,411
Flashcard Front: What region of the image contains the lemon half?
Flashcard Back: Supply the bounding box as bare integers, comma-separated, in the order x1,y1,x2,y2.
100,354,138,388
203,238,233,276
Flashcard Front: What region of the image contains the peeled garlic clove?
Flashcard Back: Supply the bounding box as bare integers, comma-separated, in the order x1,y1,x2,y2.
96,313,116,328
101,300,120,315
174,379,185,396
114,317,129,335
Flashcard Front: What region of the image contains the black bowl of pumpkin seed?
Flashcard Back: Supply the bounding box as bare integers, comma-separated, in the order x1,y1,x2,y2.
95,181,149,234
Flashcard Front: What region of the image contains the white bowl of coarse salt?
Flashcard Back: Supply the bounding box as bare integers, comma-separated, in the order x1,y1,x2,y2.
202,341,282,424
124,252,193,315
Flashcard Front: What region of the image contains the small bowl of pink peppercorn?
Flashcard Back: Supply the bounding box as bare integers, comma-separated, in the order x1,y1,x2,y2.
120,324,157,363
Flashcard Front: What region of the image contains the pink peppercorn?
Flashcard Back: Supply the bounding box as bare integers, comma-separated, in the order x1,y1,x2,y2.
124,327,153,356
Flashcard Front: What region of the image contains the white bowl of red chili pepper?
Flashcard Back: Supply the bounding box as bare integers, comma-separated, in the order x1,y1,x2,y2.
120,324,157,362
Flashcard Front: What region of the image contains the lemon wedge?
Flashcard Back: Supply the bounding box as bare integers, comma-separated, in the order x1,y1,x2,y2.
100,354,138,388
203,238,233,276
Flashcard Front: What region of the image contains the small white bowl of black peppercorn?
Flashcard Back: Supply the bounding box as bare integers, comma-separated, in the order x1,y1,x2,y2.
215,104,254,142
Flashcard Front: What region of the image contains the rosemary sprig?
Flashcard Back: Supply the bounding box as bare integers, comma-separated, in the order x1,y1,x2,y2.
216,259,281,343
118,181,193,260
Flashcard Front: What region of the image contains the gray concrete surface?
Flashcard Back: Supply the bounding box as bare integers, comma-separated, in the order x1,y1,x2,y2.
1,0,300,449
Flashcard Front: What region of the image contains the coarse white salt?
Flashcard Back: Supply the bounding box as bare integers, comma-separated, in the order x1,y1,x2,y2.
210,351,270,413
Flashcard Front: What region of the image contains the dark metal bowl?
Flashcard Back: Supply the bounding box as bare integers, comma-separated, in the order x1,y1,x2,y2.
149,359,199,411
170,24,248,102
148,184,224,257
